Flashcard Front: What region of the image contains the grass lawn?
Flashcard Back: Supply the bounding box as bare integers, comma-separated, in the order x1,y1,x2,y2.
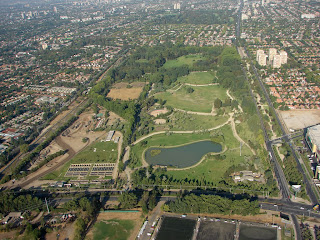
42,141,118,180
167,111,229,131
163,55,204,68
177,71,216,85
155,85,228,112
91,219,135,240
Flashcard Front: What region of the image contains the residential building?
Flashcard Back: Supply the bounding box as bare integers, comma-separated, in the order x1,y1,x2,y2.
256,49,264,61
273,54,282,68
258,53,267,66
268,48,277,65
280,50,288,65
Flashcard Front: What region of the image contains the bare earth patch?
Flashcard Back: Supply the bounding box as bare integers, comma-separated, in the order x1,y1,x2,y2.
150,108,168,117
107,111,125,126
107,88,143,100
278,109,320,130
86,211,143,240
46,222,75,240
154,119,166,125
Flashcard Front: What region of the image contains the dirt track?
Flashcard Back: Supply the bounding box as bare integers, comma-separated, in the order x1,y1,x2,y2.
16,136,83,188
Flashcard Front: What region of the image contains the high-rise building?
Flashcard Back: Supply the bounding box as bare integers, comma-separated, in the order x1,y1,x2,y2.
256,49,264,61
268,48,277,65
280,50,288,65
174,3,181,10
272,55,281,68
258,53,267,66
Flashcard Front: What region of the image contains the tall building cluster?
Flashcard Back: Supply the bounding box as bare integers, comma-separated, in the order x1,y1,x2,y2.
173,3,181,10
256,48,287,68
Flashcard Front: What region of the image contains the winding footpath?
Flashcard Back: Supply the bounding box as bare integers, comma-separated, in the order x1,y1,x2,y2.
132,114,232,146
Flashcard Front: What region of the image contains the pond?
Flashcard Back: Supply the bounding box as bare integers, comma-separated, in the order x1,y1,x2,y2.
156,216,196,240
145,140,222,168
239,225,277,240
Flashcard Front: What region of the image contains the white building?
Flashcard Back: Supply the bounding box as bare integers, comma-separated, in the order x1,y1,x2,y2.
256,49,264,61
280,50,288,65
268,48,277,65
272,54,282,68
258,53,267,66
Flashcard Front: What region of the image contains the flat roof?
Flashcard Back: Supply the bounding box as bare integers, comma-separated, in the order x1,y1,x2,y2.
308,125,320,148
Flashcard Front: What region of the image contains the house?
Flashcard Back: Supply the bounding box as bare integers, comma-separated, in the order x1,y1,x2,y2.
1,212,23,225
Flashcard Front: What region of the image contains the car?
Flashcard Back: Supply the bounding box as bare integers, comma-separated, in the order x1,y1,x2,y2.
300,207,305,210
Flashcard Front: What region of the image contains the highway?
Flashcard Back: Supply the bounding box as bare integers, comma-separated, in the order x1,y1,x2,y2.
235,1,305,238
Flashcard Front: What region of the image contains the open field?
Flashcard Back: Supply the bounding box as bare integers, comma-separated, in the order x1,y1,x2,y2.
107,82,146,100
86,212,143,240
278,109,320,131
177,71,215,85
155,85,228,113
108,88,143,100
163,54,205,68
167,111,229,131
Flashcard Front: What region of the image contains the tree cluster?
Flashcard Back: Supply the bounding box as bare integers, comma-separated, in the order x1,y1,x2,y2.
164,194,259,215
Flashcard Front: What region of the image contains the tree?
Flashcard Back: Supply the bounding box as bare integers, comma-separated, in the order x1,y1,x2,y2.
20,144,29,154
118,192,138,209
214,98,222,109
186,87,194,93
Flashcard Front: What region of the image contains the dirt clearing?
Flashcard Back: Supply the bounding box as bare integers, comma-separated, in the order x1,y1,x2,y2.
107,88,143,100
279,109,320,131
150,108,169,117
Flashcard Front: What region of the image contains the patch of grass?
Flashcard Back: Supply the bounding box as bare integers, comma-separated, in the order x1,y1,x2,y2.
156,85,227,113
177,71,216,85
92,219,135,240
150,149,161,157
42,141,118,180
167,111,229,131
74,141,118,164
163,55,204,68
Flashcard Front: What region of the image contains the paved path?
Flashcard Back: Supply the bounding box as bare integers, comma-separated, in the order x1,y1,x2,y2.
140,200,165,240
174,108,215,116
230,116,256,155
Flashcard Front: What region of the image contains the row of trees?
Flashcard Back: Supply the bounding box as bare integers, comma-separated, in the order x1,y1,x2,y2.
131,166,276,195
0,192,44,215
163,194,259,216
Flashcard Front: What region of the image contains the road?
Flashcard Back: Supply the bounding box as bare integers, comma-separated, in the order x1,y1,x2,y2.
235,1,302,238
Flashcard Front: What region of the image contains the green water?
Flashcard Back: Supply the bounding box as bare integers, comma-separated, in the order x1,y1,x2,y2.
145,140,222,168
239,225,277,240
156,217,196,240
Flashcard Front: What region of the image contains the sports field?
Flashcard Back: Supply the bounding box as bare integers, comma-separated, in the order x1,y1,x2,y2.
91,219,135,240
156,85,227,113
163,54,205,68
